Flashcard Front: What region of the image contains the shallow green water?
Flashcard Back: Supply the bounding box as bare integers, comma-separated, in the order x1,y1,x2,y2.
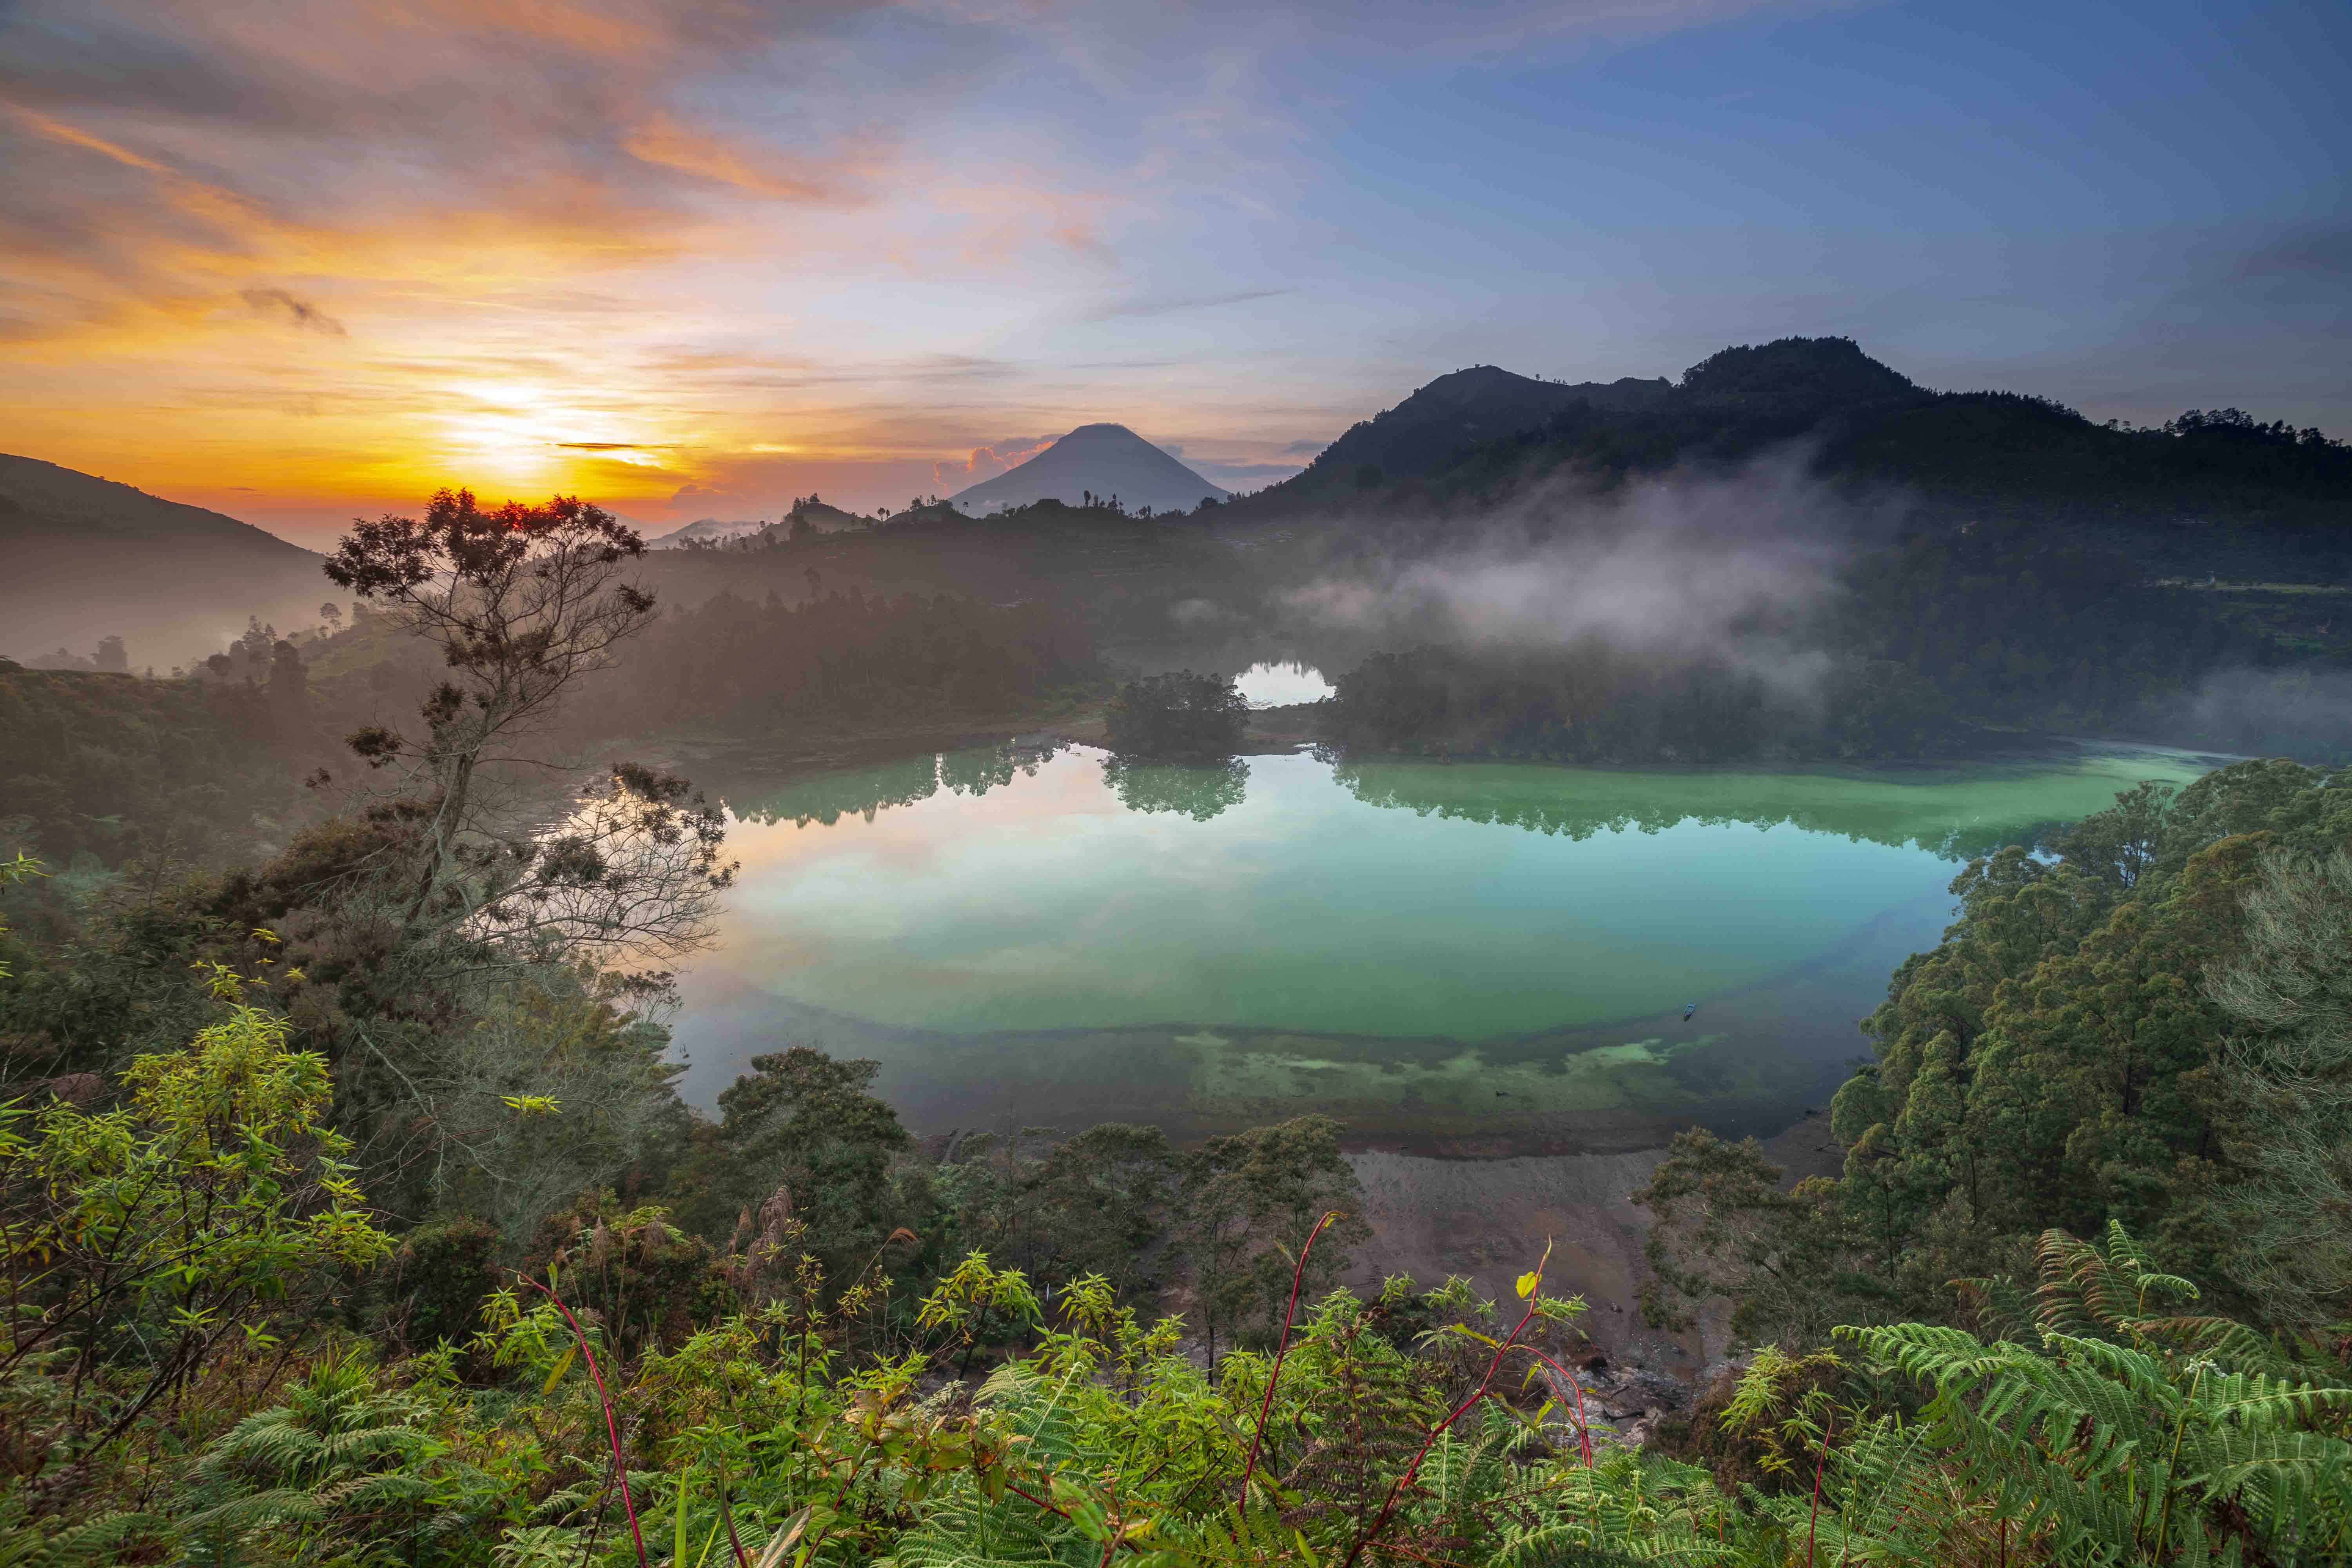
668,740,2218,1152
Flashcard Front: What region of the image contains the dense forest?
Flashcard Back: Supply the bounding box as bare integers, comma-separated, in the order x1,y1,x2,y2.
580,587,1097,737
1637,759,2352,1341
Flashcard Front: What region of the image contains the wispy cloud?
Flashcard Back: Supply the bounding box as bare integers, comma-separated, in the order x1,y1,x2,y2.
1085,287,1291,320
933,434,1057,488
240,287,345,336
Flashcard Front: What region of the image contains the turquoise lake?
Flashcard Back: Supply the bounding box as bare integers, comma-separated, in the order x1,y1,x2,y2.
666,740,2220,1155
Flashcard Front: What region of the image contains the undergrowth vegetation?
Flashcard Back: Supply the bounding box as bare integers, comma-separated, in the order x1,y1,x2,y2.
5,995,2349,1566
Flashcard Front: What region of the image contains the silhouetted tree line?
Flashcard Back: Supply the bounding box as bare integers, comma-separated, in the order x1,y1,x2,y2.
581,587,1098,733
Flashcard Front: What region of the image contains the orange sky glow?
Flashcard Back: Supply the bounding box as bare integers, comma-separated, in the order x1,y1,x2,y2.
6,0,2344,547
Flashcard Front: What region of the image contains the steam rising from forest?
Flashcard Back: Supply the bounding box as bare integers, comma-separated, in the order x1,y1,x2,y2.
1282,455,1893,701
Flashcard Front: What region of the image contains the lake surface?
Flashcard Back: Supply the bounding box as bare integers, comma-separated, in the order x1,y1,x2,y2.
667,740,2219,1155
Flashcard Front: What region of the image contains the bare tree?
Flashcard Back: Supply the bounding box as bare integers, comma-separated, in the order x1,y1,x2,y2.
323,488,733,971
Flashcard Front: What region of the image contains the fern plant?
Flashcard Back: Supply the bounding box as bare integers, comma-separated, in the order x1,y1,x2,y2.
170,1352,480,1567
1828,1221,2352,1564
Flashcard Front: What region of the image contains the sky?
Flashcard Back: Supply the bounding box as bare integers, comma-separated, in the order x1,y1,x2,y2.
2,0,2346,546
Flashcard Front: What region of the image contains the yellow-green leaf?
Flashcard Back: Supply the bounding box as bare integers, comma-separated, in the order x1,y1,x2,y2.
542,1344,577,1395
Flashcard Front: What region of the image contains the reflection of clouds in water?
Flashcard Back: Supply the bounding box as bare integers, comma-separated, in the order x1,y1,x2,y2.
664,742,2222,1045
1235,661,1334,707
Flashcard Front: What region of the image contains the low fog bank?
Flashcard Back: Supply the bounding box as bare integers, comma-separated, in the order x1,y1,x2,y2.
1225,449,2347,765
2175,668,2352,762
1281,457,1898,705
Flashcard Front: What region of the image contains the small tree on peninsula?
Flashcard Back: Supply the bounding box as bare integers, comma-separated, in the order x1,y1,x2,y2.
1103,669,1249,762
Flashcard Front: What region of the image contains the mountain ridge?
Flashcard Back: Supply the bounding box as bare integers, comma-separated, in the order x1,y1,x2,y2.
0,453,328,669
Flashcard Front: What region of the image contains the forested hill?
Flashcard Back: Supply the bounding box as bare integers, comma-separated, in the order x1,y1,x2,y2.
1251,338,2352,577
1290,364,1671,492
0,453,326,670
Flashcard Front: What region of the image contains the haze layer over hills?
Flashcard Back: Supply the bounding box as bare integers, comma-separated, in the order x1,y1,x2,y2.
948,423,1229,515
7,336,2347,675
0,454,325,670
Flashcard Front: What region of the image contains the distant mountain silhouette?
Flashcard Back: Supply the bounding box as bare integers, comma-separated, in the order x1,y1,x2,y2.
646,516,765,548
1299,365,1671,489
0,454,326,669
947,424,1229,515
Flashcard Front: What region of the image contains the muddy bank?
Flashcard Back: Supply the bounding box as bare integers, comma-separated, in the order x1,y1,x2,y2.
1341,1112,1845,1380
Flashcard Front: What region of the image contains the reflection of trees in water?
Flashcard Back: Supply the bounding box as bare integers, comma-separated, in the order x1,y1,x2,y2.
1101,756,1250,821
1332,761,2056,862
729,740,1060,828
939,739,1056,798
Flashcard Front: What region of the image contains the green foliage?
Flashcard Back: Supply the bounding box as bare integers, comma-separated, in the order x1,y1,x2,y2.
669,1047,913,1289
1103,670,1249,762
2207,845,2352,1322
1653,761,2352,1340
1176,1115,1369,1362
7,1009,2352,1567
0,973,392,1477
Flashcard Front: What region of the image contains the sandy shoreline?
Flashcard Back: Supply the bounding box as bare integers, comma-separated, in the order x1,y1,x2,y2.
1341,1113,1845,1380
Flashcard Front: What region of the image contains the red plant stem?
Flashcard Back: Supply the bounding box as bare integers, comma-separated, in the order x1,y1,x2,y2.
1497,1343,1593,1468
1341,1284,1546,1568
1240,1209,1341,1508
521,1273,650,1568
715,1481,752,1568
1806,1409,1835,1568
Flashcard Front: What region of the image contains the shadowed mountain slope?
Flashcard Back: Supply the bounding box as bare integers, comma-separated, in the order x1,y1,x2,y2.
0,454,327,670
1292,365,1672,493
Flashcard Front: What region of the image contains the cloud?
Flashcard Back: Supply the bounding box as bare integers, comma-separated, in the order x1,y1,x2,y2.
0,0,914,343
1193,460,1304,486
933,434,1056,488
239,287,345,335
1280,438,1326,456
1085,287,1291,320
